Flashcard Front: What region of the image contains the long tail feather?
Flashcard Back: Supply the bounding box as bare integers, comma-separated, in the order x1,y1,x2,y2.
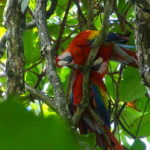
112,44,138,68
103,126,125,150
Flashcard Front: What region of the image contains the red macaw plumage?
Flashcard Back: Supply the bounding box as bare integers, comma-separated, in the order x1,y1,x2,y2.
56,30,138,149
56,30,138,68
70,63,124,150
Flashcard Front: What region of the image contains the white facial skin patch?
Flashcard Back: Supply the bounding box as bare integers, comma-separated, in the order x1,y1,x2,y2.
97,62,108,74
57,60,69,66
58,52,71,60
57,52,72,66
93,57,103,66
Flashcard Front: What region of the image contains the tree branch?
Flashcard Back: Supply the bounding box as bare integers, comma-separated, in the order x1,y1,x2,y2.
54,0,72,56
25,84,56,112
74,0,87,31
73,0,115,125
34,0,72,123
87,0,95,30
26,0,58,29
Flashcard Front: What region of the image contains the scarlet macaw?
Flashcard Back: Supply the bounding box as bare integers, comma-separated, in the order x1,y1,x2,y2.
56,30,138,149
56,30,138,68
69,58,124,150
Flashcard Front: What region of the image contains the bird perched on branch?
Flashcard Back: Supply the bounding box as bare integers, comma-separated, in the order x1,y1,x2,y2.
56,30,138,68
56,30,138,150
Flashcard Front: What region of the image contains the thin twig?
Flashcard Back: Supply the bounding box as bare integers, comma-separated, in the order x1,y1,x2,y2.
135,97,149,138
118,119,136,139
54,0,72,56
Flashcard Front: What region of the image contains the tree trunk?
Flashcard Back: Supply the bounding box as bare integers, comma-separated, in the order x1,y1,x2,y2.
3,0,25,96
135,0,150,98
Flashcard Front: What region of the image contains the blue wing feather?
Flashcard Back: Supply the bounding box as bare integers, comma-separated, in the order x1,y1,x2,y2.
91,83,110,127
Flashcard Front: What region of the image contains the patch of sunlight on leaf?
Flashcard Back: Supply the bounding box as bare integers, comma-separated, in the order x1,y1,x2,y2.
42,103,57,117
0,27,6,38
30,102,39,110
0,58,6,63
126,136,134,146
27,101,41,116
59,67,70,82
33,27,38,32
29,0,36,10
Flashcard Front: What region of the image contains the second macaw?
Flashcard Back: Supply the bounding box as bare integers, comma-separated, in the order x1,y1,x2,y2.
69,58,124,150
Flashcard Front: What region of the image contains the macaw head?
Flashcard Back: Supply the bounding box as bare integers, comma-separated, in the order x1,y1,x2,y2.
92,57,108,75
56,50,73,67
56,30,99,67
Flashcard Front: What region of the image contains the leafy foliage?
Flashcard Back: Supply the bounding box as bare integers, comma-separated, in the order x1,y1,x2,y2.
0,98,80,150
0,0,150,149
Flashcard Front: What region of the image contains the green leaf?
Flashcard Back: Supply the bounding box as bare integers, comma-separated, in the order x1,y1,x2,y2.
135,96,150,113
25,71,38,86
105,75,116,100
55,0,68,17
0,99,81,150
119,67,147,102
129,113,150,137
147,136,150,142
130,139,146,150
77,133,97,150
121,107,142,129
23,30,40,65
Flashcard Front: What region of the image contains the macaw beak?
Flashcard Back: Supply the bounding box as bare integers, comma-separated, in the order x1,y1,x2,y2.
56,52,73,67
92,57,103,71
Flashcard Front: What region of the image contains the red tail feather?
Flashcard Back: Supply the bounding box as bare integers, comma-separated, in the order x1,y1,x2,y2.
102,126,124,150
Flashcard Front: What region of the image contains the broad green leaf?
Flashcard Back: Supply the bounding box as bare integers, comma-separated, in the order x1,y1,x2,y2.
55,0,68,17
129,113,150,137
59,67,70,82
48,23,60,39
121,107,142,128
0,99,81,150
135,96,150,113
105,75,116,100
25,71,38,86
130,139,146,150
67,18,78,26
77,133,97,150
119,67,147,102
23,30,40,65
120,134,131,149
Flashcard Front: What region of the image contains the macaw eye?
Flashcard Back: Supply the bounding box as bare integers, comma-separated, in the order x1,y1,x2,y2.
63,55,73,63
